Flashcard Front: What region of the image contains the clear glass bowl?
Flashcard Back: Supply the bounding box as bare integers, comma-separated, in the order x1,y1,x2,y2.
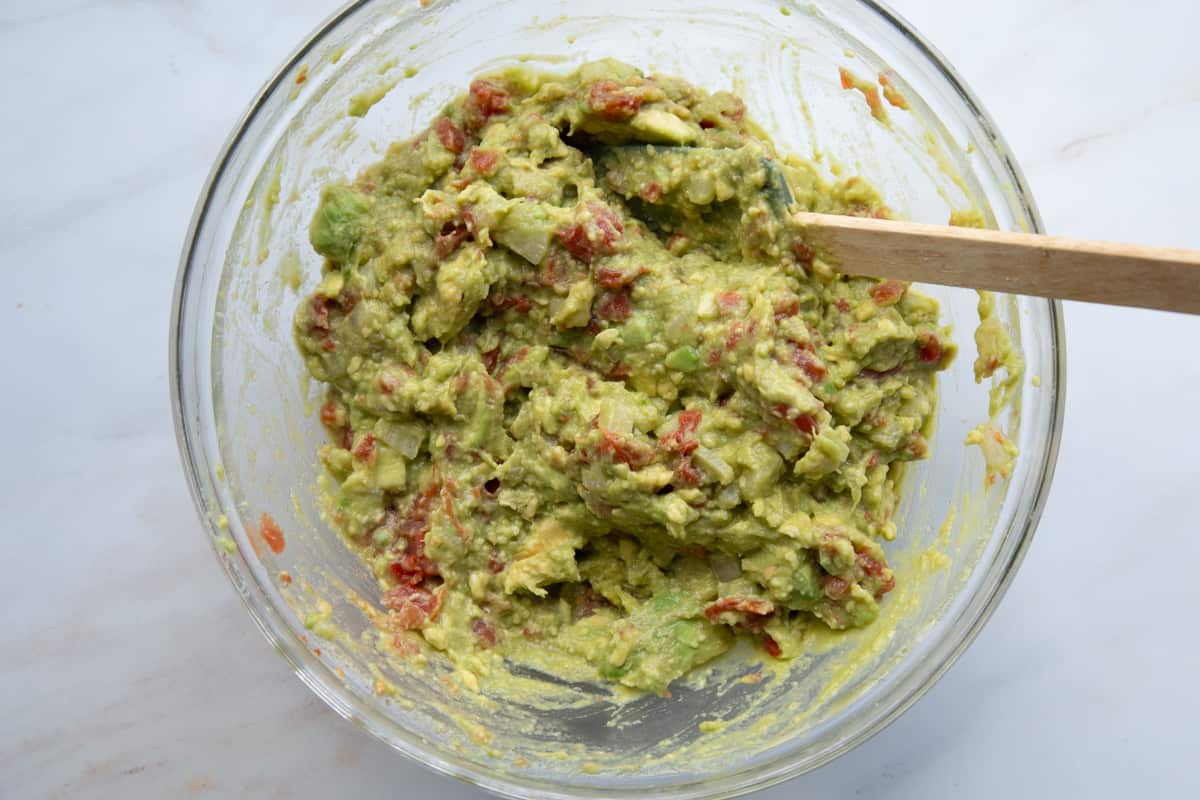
170,1,1064,797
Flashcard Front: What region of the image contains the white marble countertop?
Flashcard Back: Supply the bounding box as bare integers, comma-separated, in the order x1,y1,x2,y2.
4,0,1199,796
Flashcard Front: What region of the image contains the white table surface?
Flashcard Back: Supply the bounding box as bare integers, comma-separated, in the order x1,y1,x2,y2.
4,0,1199,796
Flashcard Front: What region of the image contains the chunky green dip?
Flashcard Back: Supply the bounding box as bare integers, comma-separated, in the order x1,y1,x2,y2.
295,60,954,693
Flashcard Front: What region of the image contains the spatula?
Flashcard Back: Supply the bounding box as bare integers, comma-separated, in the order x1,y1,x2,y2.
792,212,1200,315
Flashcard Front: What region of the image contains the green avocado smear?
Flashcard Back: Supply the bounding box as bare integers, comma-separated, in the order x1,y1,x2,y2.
295,59,955,693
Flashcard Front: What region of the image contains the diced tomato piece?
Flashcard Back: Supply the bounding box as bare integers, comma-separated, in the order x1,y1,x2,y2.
869,280,906,306
433,116,465,153
836,298,851,313
389,548,436,585
595,290,632,322
435,222,469,260
488,294,533,314
676,413,702,443
856,552,886,578
659,409,701,453
319,402,340,427
594,267,622,288
337,288,360,313
592,266,628,287
673,456,702,487
594,265,644,289
597,429,653,468
588,80,643,121
716,291,743,313
790,239,815,266
310,295,330,331
704,597,774,624
823,576,850,600
794,413,818,435
658,410,703,482
556,223,593,262
383,584,442,629
468,148,499,174
639,182,663,203
773,404,817,435
762,634,782,658
917,333,942,363
353,433,376,464
677,409,702,437
464,79,510,129
340,425,354,450
590,203,624,247
390,557,431,590
538,253,572,290
773,296,801,322
725,322,746,351
259,512,286,554
472,618,498,648
792,347,826,382
388,556,412,582
379,371,404,394
482,346,501,374
486,550,505,573
472,80,510,113
383,484,443,584
557,203,624,263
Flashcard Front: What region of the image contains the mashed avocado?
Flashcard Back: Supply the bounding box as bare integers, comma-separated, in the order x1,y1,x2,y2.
294,60,954,693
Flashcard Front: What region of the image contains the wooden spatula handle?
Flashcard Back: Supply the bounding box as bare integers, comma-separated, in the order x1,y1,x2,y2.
793,212,1200,315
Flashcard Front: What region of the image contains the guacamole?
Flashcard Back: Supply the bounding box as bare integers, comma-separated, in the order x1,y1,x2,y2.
294,60,954,693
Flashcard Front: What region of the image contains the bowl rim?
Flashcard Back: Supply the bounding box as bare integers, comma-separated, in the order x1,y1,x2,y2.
169,1,1066,797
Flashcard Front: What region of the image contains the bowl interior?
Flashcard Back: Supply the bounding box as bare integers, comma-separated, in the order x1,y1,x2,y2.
173,1,1062,797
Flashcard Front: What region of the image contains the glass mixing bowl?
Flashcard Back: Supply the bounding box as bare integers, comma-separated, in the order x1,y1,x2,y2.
171,1,1064,797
